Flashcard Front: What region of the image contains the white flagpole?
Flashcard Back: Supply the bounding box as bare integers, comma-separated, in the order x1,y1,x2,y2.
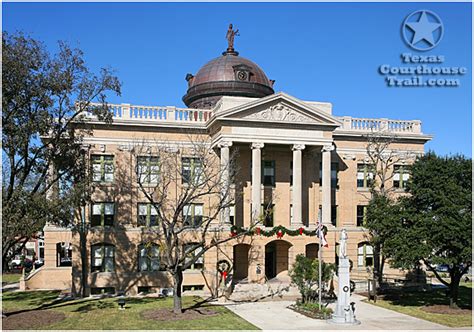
318,215,322,309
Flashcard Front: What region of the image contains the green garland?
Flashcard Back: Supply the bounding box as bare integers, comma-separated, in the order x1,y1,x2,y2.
230,224,327,238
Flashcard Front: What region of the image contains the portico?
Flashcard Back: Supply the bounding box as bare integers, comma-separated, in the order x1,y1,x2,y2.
210,93,341,228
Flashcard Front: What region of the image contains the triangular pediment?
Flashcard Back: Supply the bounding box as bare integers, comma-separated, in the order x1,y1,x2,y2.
214,92,341,127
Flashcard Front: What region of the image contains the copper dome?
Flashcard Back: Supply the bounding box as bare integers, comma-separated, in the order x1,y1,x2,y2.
183,51,275,109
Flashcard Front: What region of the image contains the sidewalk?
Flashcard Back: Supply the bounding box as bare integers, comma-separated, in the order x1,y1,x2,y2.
224,294,465,330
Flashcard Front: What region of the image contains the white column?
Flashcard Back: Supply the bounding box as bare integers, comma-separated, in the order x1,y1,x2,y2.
321,144,334,226
219,141,233,224
292,144,305,226
251,142,264,223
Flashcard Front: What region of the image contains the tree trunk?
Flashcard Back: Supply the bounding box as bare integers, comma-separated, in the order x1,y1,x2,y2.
172,268,184,314
449,271,461,309
80,228,88,298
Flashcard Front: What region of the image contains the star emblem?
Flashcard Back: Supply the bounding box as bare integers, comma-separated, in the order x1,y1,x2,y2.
402,10,444,51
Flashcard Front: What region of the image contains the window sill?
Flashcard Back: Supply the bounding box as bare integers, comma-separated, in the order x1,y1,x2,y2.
357,188,371,192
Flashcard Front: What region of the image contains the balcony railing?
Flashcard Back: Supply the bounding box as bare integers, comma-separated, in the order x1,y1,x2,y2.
84,103,212,124
335,116,422,134
82,102,422,134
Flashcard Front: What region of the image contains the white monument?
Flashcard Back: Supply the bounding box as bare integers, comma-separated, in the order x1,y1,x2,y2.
329,229,360,325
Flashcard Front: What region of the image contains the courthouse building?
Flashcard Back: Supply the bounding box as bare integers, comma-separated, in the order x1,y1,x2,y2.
22,32,432,296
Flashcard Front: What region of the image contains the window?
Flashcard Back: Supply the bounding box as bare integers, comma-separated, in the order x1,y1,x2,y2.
261,203,274,227
357,243,374,267
319,162,339,189
318,205,337,226
184,244,204,270
138,243,160,272
290,204,293,223
183,204,203,227
290,161,293,186
229,205,235,225
182,158,203,184
357,205,368,226
91,155,114,183
393,165,410,189
262,161,275,186
91,244,115,272
137,156,159,184
91,287,115,295
56,242,72,267
138,203,159,227
91,203,114,227
357,164,374,188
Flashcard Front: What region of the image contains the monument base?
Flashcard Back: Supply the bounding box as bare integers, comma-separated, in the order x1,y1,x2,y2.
328,315,361,325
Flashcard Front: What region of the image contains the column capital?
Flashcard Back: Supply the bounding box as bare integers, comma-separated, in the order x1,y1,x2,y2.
218,140,233,148
251,142,265,150
322,144,335,152
292,144,306,151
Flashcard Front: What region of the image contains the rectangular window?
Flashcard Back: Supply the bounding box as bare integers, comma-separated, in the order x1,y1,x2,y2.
91,203,115,227
290,161,293,186
182,157,203,185
229,205,235,225
183,204,203,227
91,155,114,183
138,244,160,272
137,156,159,184
357,164,374,188
91,244,115,272
393,165,410,189
261,203,274,227
262,161,275,187
319,162,339,189
184,244,204,271
138,203,159,227
357,205,368,226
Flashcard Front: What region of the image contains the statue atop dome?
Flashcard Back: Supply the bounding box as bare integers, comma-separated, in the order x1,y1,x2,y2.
225,24,239,55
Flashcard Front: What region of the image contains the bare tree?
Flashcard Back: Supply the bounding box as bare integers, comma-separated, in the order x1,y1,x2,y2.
364,130,415,285
131,135,256,314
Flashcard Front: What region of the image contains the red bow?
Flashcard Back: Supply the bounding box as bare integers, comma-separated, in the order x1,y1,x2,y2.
256,227,261,236
276,230,284,239
299,227,304,235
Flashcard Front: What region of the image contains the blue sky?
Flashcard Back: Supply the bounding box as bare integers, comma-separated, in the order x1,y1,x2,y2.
3,2,471,156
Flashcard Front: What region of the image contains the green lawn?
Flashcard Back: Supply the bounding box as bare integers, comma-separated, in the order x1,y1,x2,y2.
365,283,472,328
2,273,22,284
2,291,258,330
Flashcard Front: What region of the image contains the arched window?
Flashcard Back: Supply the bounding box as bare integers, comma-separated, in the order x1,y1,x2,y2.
138,243,160,272
357,242,374,267
91,243,115,272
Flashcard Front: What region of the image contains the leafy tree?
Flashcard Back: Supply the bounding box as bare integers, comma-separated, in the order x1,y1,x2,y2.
2,32,120,270
383,152,471,308
290,254,334,303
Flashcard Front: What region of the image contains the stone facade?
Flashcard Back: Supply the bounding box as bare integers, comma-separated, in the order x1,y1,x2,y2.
22,92,432,296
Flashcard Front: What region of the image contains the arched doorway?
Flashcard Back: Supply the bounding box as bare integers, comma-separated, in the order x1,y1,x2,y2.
305,243,319,260
233,244,250,281
265,240,292,279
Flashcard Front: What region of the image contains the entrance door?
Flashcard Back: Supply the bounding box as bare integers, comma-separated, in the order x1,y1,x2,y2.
265,244,276,279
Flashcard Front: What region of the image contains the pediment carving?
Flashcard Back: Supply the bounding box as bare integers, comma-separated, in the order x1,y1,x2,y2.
242,103,318,123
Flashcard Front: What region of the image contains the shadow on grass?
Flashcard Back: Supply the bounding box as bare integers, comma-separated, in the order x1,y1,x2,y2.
382,285,472,309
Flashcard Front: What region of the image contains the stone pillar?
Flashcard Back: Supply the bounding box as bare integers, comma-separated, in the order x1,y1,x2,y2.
291,144,305,226
251,143,264,223
321,144,334,226
219,141,233,225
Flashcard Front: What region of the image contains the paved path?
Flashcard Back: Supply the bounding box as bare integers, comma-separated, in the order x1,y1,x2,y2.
224,294,464,330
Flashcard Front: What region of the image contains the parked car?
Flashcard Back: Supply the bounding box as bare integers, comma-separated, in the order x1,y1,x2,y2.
435,264,449,272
